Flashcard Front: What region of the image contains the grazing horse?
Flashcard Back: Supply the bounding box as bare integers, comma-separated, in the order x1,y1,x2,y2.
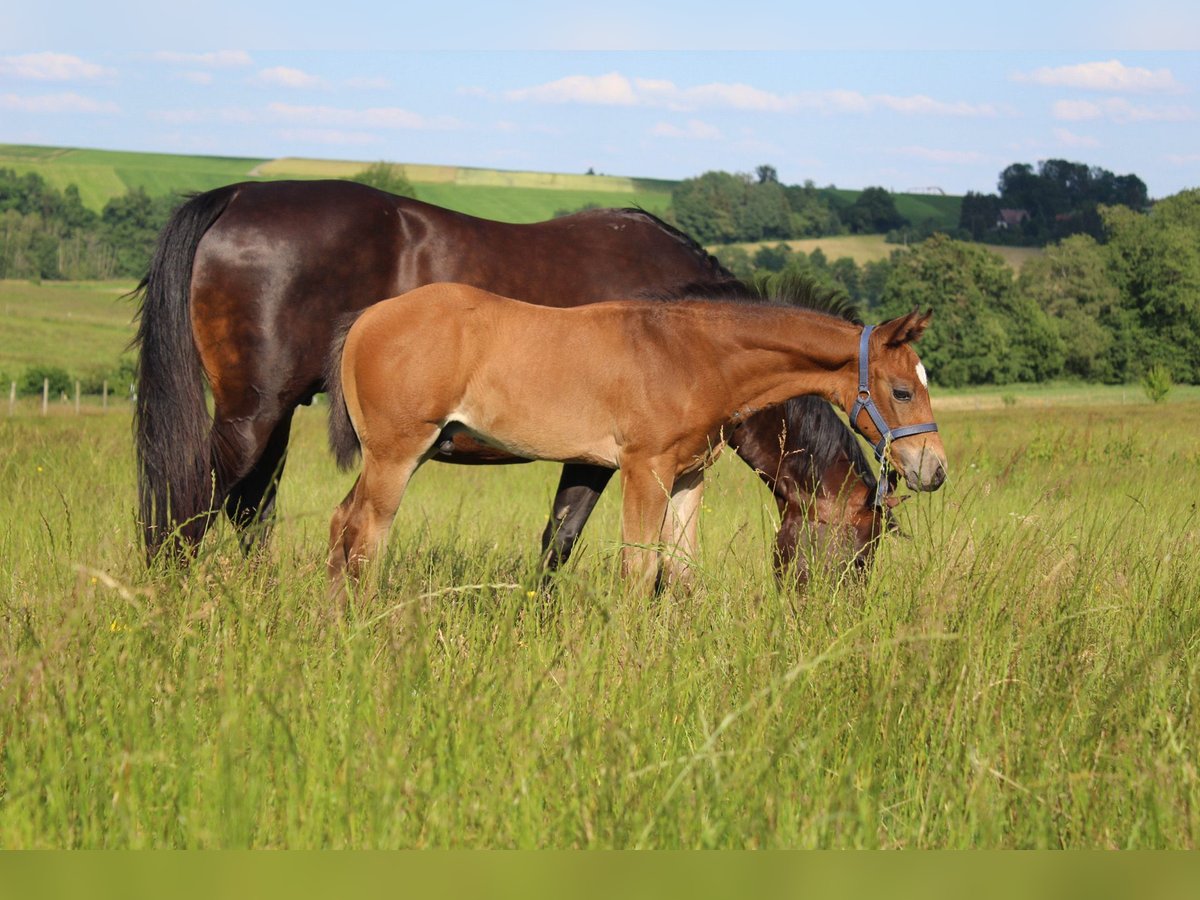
132,180,890,577
325,283,946,594
728,395,902,584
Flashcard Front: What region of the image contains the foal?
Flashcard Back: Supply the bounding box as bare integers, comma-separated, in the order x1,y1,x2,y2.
327,283,946,594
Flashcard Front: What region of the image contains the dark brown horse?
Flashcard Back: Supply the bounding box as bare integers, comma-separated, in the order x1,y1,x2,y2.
133,180,890,578
730,396,903,584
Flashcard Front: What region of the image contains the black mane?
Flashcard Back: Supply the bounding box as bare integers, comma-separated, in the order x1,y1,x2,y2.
781,396,881,499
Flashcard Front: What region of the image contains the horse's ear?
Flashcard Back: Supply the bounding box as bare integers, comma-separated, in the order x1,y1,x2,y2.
879,307,933,347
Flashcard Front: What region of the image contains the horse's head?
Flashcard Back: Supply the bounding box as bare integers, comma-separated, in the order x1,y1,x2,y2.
773,462,904,589
851,310,947,492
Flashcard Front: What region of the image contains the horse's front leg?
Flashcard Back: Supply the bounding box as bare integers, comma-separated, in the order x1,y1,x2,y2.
618,459,675,595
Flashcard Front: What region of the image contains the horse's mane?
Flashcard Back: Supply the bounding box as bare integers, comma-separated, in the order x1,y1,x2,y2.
642,268,881,502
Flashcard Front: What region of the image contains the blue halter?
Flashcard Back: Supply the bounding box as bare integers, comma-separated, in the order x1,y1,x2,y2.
848,324,939,506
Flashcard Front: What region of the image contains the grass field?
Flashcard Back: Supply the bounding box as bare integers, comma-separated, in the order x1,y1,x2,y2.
0,280,138,387
1,380,1197,846
824,188,962,232
2,143,964,231
720,234,1042,271
0,144,674,223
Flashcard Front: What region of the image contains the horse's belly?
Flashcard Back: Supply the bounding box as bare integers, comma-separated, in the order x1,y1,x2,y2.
445,407,620,468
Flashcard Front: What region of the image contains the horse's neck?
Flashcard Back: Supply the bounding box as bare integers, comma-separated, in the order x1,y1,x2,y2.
715,309,858,414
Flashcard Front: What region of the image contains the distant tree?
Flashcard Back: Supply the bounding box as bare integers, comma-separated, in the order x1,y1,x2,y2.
1102,192,1200,382
783,180,843,237
877,234,1062,386
756,164,779,184
348,162,417,198
958,191,1002,240
671,170,791,244
1018,235,1122,381
99,188,175,277
843,186,908,234
753,243,792,272
993,158,1149,244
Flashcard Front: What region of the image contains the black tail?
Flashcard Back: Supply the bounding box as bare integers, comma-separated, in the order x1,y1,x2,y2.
131,186,237,561
325,310,367,471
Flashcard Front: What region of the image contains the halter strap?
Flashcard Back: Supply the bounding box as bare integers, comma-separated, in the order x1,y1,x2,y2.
848,324,939,505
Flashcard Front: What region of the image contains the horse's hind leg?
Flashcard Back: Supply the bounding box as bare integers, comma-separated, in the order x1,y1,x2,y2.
540,463,615,572
658,468,705,591
328,430,438,598
223,409,295,553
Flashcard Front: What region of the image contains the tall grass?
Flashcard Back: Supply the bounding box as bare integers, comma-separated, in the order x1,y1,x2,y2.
1,401,1197,847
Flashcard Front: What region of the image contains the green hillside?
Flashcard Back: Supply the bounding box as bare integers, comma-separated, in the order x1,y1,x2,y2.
0,144,675,223
823,187,962,232
1,143,960,227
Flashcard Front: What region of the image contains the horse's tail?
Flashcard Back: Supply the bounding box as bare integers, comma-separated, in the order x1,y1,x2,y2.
131,185,237,561
325,310,367,471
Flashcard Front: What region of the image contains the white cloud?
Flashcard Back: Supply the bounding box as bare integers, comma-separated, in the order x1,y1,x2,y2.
1053,97,1195,123
278,128,382,146
178,71,213,85
889,146,988,165
1053,127,1100,148
1014,59,1181,93
874,94,1000,117
255,66,325,89
502,72,998,117
1166,152,1200,165
0,91,119,114
345,76,393,90
506,72,639,105
650,119,723,140
149,107,256,125
152,50,252,68
0,52,112,81
267,102,460,130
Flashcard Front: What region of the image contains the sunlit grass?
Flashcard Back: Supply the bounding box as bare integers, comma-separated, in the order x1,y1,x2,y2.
0,399,1197,847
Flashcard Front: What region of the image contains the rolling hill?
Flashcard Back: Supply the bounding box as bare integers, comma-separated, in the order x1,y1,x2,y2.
0,142,962,228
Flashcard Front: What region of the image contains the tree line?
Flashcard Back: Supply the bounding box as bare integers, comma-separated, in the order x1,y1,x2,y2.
668,158,1148,248
959,159,1149,245
2,160,1193,387
669,167,904,245
0,169,175,280
715,190,1200,386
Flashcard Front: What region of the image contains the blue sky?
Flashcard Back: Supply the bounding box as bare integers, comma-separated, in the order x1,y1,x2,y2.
2,2,1198,197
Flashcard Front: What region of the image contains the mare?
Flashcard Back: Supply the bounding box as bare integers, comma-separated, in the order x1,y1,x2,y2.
729,395,904,585
132,180,893,577
325,283,947,594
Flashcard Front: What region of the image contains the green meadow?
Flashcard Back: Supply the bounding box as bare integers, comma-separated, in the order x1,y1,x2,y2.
1,363,1197,846
723,234,1042,272
0,144,674,223
3,142,961,228
0,280,137,386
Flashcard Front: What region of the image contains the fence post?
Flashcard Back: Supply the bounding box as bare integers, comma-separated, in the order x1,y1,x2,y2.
75,381,81,415
103,379,108,410
42,378,49,416
8,381,14,416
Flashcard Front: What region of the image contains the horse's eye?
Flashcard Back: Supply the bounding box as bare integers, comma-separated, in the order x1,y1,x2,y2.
893,387,913,402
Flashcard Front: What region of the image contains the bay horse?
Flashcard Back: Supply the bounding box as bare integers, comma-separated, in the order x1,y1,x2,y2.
325,283,946,594
132,180,892,577
730,395,904,585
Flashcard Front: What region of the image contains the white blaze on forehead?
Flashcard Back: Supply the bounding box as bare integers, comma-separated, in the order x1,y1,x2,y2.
915,361,928,388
